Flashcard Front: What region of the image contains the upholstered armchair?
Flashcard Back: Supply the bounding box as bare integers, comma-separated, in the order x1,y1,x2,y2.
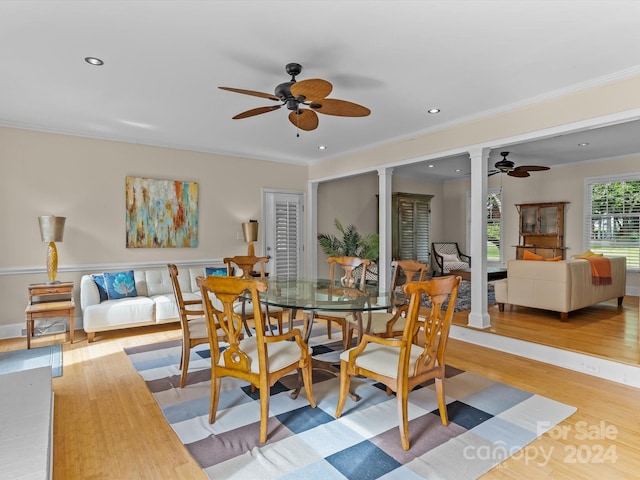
431,242,471,276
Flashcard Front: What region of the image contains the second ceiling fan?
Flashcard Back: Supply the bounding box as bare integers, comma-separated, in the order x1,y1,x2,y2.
488,151,550,178
219,63,370,133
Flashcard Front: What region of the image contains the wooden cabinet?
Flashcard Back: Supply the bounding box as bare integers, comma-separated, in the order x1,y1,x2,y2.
391,193,433,264
514,202,568,259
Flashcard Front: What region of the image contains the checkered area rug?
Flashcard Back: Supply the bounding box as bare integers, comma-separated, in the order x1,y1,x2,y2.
124,326,576,480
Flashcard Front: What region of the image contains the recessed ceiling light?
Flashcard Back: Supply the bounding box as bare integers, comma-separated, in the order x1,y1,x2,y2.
455,169,461,172
318,145,327,150
428,164,434,168
85,57,104,66
427,108,440,114
578,142,589,147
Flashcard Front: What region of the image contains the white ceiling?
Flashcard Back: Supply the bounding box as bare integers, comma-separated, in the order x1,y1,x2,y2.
2,1,640,177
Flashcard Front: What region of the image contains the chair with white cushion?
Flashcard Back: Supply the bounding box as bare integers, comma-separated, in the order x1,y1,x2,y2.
335,274,461,450
344,259,429,343
168,263,211,388
431,242,471,276
197,275,315,444
309,256,370,348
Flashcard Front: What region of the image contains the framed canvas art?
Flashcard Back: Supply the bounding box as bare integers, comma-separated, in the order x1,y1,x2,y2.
125,176,198,248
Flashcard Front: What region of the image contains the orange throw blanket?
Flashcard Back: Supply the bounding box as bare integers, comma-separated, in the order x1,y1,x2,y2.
586,256,612,285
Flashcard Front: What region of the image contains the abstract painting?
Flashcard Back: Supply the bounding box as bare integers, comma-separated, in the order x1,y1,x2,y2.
126,176,198,248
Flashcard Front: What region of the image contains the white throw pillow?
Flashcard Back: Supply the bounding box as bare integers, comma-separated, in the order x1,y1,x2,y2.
441,253,460,263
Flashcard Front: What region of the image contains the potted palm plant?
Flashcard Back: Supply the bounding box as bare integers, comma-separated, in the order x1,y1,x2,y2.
317,219,379,260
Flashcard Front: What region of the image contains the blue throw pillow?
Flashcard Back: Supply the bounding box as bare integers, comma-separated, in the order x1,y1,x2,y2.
102,270,138,300
206,266,228,277
91,274,108,302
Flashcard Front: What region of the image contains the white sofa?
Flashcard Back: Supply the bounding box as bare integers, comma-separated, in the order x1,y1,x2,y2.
494,257,626,321
80,266,214,342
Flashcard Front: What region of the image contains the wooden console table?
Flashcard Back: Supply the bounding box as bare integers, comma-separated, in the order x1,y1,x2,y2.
25,281,75,348
449,267,507,283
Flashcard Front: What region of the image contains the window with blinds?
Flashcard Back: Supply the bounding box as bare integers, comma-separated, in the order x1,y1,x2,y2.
392,193,432,263
584,175,640,269
273,197,302,277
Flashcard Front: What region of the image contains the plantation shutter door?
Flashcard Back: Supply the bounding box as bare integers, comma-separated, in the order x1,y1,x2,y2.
392,193,432,264
271,194,303,278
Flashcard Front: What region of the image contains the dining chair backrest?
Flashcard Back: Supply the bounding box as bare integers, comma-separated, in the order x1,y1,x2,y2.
402,275,460,367
224,255,269,279
390,259,430,292
198,275,263,361
328,256,371,289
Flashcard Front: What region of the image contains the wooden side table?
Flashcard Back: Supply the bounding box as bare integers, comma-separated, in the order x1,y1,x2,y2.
25,281,75,348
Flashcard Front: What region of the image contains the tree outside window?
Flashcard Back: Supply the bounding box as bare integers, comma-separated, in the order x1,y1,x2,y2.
585,176,640,269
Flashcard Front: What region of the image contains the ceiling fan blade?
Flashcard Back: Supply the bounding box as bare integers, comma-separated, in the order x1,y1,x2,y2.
232,105,281,119
288,109,319,131
310,98,371,117
515,165,551,172
508,169,530,178
290,79,333,101
488,170,500,176
219,86,280,101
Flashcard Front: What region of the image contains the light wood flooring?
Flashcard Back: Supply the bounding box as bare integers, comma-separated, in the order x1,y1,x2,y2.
452,295,639,366
2,298,639,479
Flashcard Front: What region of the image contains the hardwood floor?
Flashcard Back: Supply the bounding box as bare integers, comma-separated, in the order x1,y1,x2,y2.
452,295,639,366
2,299,639,479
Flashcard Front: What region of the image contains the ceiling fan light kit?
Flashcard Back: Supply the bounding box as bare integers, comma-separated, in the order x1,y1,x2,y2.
219,63,370,134
488,151,550,178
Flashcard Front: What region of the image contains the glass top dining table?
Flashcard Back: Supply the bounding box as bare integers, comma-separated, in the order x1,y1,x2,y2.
259,277,403,310
255,277,407,342
252,277,407,401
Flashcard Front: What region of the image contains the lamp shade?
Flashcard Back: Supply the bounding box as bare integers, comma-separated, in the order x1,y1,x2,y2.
242,220,259,243
38,216,66,243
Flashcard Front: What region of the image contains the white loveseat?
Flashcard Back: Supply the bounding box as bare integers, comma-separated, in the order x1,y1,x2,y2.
494,257,626,321
80,265,217,342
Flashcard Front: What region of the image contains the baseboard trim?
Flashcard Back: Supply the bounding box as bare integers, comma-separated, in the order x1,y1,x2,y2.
0,317,83,340
451,324,640,388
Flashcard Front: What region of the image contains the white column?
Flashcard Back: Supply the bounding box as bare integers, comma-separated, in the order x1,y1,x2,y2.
307,181,319,279
377,167,393,287
467,148,491,328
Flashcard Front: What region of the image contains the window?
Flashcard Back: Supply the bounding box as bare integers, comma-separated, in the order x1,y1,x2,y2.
486,188,503,263
466,187,503,263
584,175,640,269
392,193,432,263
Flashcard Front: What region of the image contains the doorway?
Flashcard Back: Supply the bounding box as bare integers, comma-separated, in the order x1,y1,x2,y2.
263,190,305,278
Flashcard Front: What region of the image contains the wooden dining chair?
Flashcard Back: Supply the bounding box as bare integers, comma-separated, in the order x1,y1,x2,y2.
168,264,211,388
310,256,371,348
335,274,461,451
197,275,315,444
344,259,429,344
223,255,285,334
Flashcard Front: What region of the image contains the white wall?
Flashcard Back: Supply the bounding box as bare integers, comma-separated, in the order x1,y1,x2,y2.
443,154,640,293
0,127,307,333
316,173,379,278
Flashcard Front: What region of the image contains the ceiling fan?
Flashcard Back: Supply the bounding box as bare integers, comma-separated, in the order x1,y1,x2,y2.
488,151,550,177
219,63,370,133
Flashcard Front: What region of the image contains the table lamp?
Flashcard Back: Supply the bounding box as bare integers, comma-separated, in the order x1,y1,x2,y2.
242,220,259,256
38,215,66,284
